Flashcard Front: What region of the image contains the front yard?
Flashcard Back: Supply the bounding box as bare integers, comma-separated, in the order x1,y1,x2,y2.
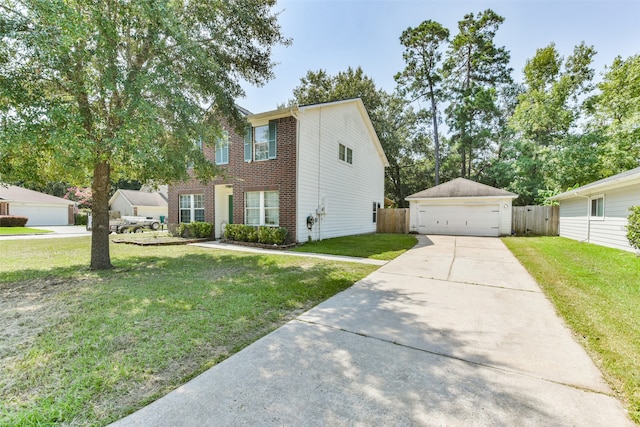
0,237,380,426
503,237,640,423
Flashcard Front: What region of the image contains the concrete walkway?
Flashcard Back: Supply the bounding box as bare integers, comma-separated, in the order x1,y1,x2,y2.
111,235,633,426
191,240,387,266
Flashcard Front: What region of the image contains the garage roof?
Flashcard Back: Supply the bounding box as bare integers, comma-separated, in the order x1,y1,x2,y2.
0,184,75,205
406,178,517,200
113,189,168,207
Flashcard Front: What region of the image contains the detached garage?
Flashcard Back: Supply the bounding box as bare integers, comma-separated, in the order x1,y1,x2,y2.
406,178,517,237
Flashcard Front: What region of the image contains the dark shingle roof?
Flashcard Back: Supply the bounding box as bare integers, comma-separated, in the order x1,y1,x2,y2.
0,184,75,205
406,178,517,199
117,190,167,207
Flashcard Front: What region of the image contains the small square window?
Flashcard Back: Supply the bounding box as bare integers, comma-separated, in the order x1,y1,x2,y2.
339,143,352,164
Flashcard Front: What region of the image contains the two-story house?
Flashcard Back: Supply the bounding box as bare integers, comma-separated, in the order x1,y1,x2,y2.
168,98,389,243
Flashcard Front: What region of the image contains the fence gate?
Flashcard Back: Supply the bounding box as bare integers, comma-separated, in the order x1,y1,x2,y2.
377,208,410,234
511,205,559,236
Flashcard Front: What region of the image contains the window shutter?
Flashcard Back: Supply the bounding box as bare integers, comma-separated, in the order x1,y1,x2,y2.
244,127,252,162
268,120,277,159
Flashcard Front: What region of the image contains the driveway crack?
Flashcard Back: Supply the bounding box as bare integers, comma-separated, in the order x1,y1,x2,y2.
294,318,614,398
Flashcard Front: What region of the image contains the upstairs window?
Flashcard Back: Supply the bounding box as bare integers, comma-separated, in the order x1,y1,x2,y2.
254,125,270,161
245,121,277,162
188,137,204,169
339,143,353,164
590,195,604,218
215,131,229,165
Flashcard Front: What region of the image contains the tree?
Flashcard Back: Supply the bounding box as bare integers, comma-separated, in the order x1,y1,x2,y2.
587,54,640,175
290,68,426,207
443,9,512,178
0,0,288,269
508,42,597,203
374,92,429,206
291,66,383,113
395,20,449,184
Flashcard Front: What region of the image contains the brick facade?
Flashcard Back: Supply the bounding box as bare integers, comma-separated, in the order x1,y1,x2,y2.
168,115,298,242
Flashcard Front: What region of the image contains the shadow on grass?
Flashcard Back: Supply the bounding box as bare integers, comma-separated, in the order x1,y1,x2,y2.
0,249,376,426
111,272,600,426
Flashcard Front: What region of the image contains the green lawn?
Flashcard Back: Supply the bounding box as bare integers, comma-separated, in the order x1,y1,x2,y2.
0,237,377,426
503,236,640,423
0,226,53,235
291,233,418,260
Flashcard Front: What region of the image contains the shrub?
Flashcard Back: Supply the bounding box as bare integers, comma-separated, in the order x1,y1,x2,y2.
174,222,213,239
74,213,88,226
224,224,288,245
257,226,273,245
247,227,259,242
627,206,640,252
0,215,28,227
270,227,288,245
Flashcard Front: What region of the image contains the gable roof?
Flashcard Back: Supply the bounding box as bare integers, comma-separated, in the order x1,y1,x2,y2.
550,166,640,200
247,98,390,168
0,184,75,205
406,178,517,200
111,189,168,207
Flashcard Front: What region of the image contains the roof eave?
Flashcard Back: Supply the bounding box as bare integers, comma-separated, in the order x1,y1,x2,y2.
406,194,518,201
550,173,640,200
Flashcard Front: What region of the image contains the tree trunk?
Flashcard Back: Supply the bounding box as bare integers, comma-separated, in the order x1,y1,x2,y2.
90,160,113,270
429,84,440,185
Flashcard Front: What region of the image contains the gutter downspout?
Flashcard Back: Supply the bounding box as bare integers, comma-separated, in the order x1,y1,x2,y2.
575,194,591,243
291,107,300,244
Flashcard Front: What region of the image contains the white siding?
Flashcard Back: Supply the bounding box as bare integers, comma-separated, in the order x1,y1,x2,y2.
558,183,640,252
558,197,588,242
110,195,134,217
590,185,640,251
296,102,385,242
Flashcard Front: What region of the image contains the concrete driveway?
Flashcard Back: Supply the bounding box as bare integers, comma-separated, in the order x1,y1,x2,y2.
111,235,632,426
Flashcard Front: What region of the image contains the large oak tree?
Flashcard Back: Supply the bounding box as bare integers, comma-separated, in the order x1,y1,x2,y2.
0,0,288,269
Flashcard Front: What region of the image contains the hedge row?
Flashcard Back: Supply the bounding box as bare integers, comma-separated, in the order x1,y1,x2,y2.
224,224,288,245
0,215,28,227
173,221,213,239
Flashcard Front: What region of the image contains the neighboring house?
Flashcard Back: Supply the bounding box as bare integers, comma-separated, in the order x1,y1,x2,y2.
0,184,75,226
549,166,640,252
168,98,389,242
406,178,517,237
109,189,168,221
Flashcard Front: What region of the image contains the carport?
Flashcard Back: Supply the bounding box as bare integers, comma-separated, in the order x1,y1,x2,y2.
406,178,517,237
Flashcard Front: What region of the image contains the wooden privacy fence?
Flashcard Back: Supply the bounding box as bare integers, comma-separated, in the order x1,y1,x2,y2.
377,208,410,234
512,205,559,236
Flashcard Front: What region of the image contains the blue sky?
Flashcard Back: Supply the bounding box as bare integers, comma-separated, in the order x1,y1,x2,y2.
240,0,640,113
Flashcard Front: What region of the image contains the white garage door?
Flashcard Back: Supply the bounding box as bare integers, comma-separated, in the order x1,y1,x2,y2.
417,204,500,237
10,204,70,226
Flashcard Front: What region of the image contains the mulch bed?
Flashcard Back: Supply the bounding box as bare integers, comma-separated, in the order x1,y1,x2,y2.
112,237,211,246
218,239,298,250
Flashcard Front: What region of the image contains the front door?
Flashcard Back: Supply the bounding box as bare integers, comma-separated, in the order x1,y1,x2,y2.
228,195,233,224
